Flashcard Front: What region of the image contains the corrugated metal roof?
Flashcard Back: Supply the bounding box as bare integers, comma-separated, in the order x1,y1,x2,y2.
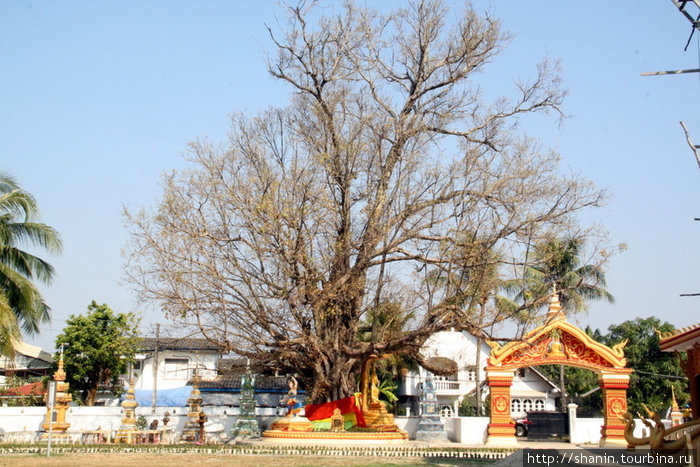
197,374,289,390
138,337,222,352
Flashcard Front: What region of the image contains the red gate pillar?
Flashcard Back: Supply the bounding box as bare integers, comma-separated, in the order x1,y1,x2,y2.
486,368,517,446
599,371,630,447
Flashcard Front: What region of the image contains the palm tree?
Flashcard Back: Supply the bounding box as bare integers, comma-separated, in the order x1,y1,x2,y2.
0,173,62,356
519,236,613,410
521,237,613,313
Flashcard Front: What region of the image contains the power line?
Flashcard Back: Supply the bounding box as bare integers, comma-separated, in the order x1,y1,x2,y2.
634,369,687,380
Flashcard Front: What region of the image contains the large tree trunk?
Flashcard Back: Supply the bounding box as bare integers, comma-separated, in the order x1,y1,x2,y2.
85,387,97,406
305,351,358,404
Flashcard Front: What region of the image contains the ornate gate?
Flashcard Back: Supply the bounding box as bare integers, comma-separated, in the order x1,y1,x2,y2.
485,293,631,447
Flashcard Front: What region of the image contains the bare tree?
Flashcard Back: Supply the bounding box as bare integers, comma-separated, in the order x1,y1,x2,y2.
125,0,606,403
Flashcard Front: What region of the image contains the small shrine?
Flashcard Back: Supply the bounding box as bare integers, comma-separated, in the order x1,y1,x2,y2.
414,372,448,441
263,356,407,441
670,387,684,427
230,364,260,438
181,371,206,442
267,376,314,432
41,352,72,441
114,367,139,443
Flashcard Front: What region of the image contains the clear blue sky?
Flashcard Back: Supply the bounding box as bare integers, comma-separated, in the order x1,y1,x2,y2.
2,1,699,352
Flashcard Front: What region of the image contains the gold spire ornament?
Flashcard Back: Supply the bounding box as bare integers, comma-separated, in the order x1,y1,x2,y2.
546,285,565,322
115,365,140,443
670,387,684,426
181,370,206,443
41,350,72,441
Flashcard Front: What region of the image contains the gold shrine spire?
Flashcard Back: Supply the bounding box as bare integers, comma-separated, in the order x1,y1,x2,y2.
54,351,66,382
671,386,680,412
546,284,565,321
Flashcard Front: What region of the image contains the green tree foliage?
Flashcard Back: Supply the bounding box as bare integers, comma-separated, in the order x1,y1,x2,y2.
0,173,62,356
604,317,688,415
54,301,140,406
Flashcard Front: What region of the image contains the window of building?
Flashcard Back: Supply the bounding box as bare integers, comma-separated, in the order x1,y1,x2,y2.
435,372,458,382
440,406,453,418
535,399,544,411
523,399,533,412
511,399,521,414
164,358,189,380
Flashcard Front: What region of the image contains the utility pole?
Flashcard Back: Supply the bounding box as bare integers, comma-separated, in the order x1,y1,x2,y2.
152,323,159,414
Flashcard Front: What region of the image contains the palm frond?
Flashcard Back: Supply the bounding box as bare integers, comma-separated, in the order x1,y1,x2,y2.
0,174,60,340
4,222,62,254
0,173,19,193
0,262,51,333
0,293,21,357
0,189,38,223
0,246,57,284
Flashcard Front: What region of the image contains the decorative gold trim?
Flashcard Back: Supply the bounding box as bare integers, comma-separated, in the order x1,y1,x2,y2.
487,316,628,369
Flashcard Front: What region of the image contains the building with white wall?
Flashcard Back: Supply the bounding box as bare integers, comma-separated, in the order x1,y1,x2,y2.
0,341,52,387
93,337,225,407
132,337,221,392
400,329,560,417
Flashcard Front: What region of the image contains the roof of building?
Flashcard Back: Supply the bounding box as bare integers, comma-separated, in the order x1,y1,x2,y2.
1,381,45,396
14,342,52,363
528,366,561,391
658,322,700,352
510,389,548,398
196,374,289,391
138,337,222,352
217,357,247,373
0,341,53,372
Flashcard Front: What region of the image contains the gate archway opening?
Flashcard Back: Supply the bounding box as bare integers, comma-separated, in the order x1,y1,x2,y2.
485,293,631,447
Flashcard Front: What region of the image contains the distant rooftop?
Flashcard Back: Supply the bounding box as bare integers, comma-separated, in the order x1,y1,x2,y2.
196,374,289,391
138,337,222,352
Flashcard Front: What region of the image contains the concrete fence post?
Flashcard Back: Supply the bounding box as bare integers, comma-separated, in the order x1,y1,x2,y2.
567,403,578,445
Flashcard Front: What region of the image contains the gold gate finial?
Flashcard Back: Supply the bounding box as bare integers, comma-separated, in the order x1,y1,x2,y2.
546,284,564,321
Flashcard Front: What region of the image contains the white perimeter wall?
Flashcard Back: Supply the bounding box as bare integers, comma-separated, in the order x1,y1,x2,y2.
0,409,658,446
0,406,279,440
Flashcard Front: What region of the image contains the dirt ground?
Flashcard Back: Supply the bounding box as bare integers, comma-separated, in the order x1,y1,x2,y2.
0,452,478,467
